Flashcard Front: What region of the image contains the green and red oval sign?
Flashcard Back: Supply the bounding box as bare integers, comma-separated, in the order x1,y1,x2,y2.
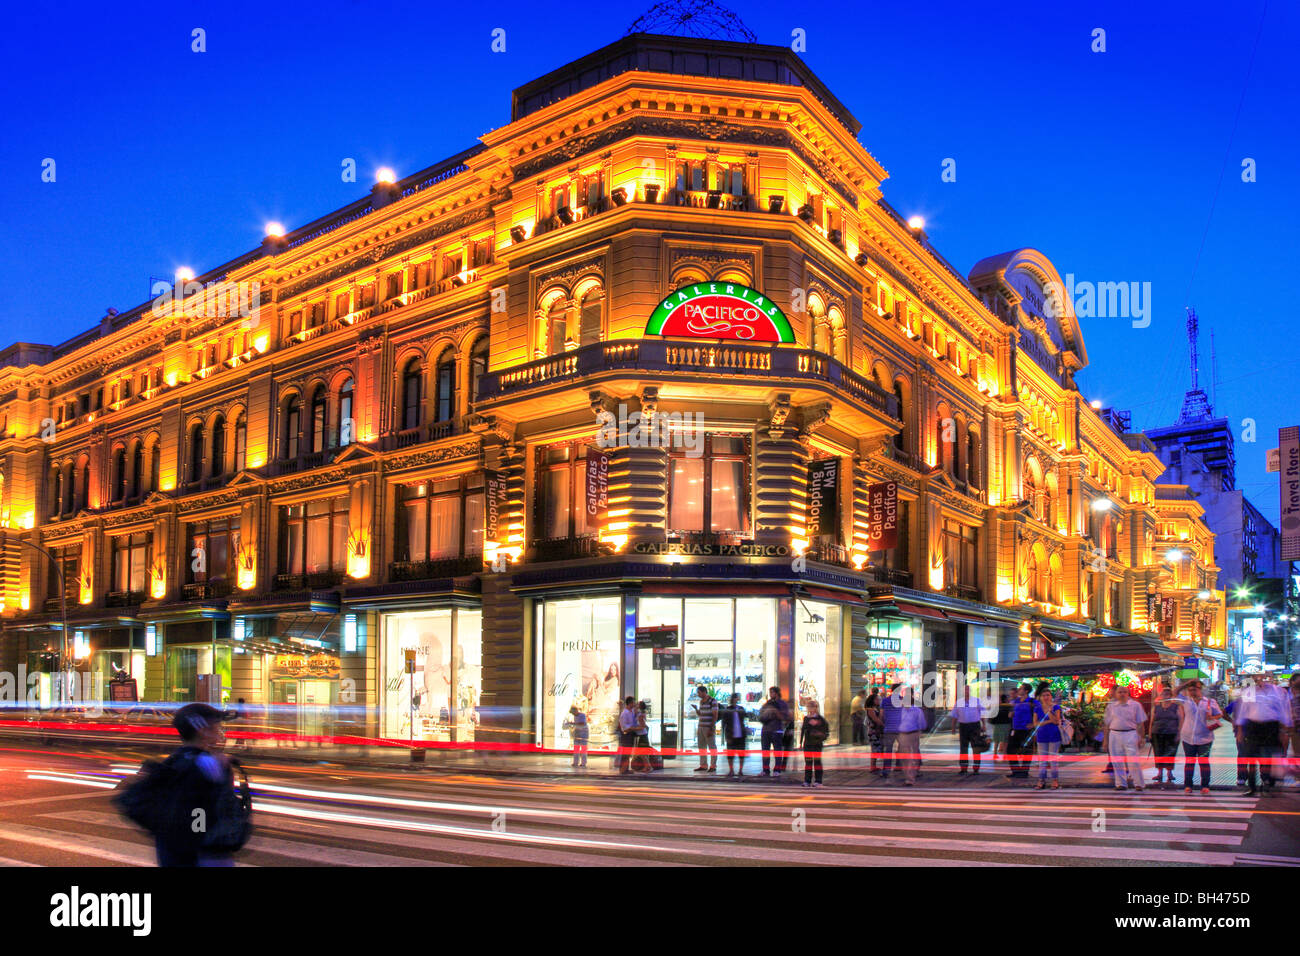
646,283,794,343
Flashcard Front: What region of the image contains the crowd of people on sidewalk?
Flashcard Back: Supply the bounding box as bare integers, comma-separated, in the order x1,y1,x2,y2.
567,671,1300,793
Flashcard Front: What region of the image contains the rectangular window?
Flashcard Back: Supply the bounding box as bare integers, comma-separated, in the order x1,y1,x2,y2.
668,434,750,535
335,291,350,317
279,497,348,576
386,271,403,300
187,518,238,583
535,445,592,541
110,532,152,595
358,284,375,309
396,475,485,562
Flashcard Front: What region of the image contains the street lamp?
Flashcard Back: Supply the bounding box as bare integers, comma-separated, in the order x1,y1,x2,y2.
10,538,69,707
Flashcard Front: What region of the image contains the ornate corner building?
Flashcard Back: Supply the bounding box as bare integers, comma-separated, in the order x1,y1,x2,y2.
0,33,1224,748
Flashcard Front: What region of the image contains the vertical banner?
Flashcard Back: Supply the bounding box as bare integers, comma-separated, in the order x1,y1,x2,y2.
868,480,899,552
484,469,507,544
585,446,610,526
1147,593,1162,623
806,457,841,540
1281,426,1300,561
1161,597,1176,631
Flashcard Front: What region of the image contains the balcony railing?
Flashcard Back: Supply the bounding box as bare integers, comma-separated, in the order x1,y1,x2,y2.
528,535,612,563
869,567,914,588
182,580,232,601
673,189,750,211
274,570,343,591
806,543,851,567
477,339,899,420
105,589,146,608
384,417,460,451
944,583,982,603
270,449,333,476
389,555,484,582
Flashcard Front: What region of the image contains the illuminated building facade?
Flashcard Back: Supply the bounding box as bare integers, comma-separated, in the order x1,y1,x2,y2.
0,33,1223,744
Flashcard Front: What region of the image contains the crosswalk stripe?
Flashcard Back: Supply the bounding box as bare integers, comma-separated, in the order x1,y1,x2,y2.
0,823,168,867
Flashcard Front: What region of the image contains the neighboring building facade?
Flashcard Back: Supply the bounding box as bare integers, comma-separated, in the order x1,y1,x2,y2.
0,33,1223,746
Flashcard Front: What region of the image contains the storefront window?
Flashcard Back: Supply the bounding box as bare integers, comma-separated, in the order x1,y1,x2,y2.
795,601,841,735
165,642,232,704
538,597,622,750
863,618,921,693
382,608,482,742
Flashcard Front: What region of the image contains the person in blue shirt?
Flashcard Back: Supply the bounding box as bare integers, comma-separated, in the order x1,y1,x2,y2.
1006,684,1036,779
878,683,905,778
1032,689,1064,789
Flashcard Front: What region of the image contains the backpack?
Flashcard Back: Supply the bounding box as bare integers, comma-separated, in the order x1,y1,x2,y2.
113,751,253,853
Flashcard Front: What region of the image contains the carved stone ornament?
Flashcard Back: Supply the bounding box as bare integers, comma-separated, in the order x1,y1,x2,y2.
766,394,792,437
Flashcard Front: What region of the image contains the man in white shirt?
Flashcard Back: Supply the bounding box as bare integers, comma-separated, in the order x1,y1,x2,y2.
1235,675,1293,795
617,696,638,774
1103,684,1147,791
950,686,987,775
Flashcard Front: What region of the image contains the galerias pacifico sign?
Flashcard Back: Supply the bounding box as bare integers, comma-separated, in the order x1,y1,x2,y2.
645,282,795,343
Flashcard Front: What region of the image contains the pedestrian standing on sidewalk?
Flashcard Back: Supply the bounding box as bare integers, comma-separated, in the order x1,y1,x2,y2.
801,700,831,787
1234,673,1292,796
878,683,904,779
896,686,926,786
617,696,638,774
719,693,749,776
1032,689,1064,790
1175,679,1221,794
864,690,885,772
951,685,987,775
989,693,1012,763
1148,685,1181,787
691,685,720,773
758,687,792,777
1103,684,1147,791
850,687,868,745
563,704,589,768
1006,684,1035,779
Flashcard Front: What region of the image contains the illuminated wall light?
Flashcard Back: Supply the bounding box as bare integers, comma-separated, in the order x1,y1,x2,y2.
907,215,925,231
74,630,90,659
264,222,285,239
145,625,158,656
346,529,371,579
343,614,358,653
175,267,195,282
78,572,93,606
253,334,269,354
19,592,30,611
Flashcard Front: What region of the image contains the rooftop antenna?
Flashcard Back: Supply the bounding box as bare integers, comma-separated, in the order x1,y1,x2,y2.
1177,306,1212,423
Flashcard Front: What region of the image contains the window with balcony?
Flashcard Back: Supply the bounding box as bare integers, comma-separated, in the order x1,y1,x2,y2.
337,379,353,448
469,338,488,406
966,430,981,490
110,531,152,596
46,546,79,606
279,497,348,578
668,434,750,536
395,475,485,563
401,360,423,431
385,271,403,301
335,290,351,317
942,519,979,597
233,415,246,471
309,387,328,454
111,446,127,502
358,284,376,310
282,397,301,460
434,352,455,423
187,423,204,483
210,415,226,478
875,499,911,576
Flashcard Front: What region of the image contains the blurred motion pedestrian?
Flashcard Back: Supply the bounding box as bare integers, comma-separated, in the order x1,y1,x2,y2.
758,687,792,777
1103,684,1147,791
563,704,588,768
1148,684,1181,787
719,693,749,776
800,699,830,788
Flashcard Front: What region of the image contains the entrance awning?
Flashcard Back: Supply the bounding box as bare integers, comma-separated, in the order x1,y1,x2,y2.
997,656,1175,679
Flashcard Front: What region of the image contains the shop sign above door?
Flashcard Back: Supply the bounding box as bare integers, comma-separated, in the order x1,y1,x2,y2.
645,283,794,343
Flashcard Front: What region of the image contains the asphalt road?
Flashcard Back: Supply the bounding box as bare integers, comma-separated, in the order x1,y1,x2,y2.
0,742,1297,867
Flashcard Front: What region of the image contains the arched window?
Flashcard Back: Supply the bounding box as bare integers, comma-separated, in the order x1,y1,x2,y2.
148,440,160,493
283,396,300,460
233,416,247,470
966,430,980,489
337,379,353,447
469,338,488,406
76,458,89,510
131,442,144,497
809,297,828,353
401,360,423,431
1023,459,1040,516
112,447,127,502
579,287,603,345
936,408,954,475
893,381,907,454
828,306,846,364
210,416,226,478
434,351,455,422
49,468,62,518
1044,472,1058,528
188,424,204,483
309,387,327,454
546,298,568,355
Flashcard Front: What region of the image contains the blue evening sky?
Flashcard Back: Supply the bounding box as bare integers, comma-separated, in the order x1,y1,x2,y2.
1,0,1295,515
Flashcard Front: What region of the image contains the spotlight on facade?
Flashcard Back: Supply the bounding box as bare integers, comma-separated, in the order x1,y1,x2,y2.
642,183,660,203
264,222,285,238
855,252,868,267
509,225,527,244
557,205,574,225
1091,498,1112,511
768,195,785,214
375,168,396,185
1197,590,1212,600
611,187,628,206
1165,548,1183,561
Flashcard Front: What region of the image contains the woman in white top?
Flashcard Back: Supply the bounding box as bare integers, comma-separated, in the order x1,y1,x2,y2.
1103,684,1147,791
1176,679,1223,794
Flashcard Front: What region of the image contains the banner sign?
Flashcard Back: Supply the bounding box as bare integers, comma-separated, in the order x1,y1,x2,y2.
632,541,790,557
1281,426,1300,561
645,282,795,343
1148,593,1162,623
484,470,508,544
868,481,899,551
1161,597,1177,629
585,446,610,526
270,652,341,680
807,458,841,540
